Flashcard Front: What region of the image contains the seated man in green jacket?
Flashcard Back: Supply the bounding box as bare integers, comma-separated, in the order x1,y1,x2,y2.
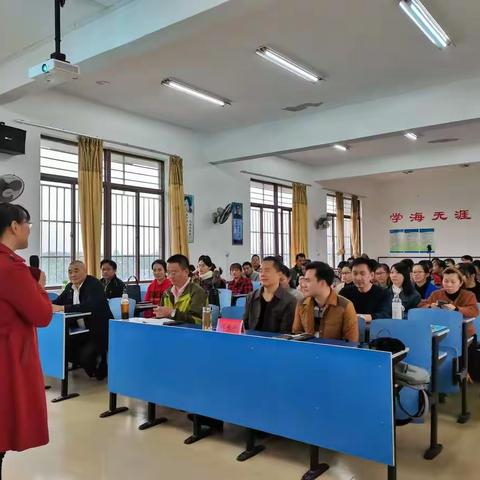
154,254,207,323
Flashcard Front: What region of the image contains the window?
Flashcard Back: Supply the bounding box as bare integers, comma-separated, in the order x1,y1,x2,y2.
326,193,361,267
40,137,165,286
250,180,292,265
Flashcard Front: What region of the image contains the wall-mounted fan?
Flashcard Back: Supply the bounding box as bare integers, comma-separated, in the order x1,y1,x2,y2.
314,215,331,230
0,174,25,202
212,203,233,224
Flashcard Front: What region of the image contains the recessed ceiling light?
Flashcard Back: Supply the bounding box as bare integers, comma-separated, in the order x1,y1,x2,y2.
333,144,350,152
161,78,231,107
404,132,419,141
256,46,323,83
399,0,452,49
96,80,111,86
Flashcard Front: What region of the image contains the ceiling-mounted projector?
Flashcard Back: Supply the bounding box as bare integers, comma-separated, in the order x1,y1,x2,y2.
28,59,80,83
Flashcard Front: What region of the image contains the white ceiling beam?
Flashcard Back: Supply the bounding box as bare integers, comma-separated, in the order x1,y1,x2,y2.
202,76,480,164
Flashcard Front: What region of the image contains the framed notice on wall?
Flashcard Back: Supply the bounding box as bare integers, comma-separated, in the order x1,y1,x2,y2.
231,202,243,245
389,228,435,254
184,194,194,243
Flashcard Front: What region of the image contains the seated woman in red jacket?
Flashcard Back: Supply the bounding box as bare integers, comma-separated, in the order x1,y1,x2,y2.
420,267,479,337
144,259,171,318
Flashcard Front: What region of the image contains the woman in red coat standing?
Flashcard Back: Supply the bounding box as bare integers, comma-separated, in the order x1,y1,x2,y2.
0,203,52,476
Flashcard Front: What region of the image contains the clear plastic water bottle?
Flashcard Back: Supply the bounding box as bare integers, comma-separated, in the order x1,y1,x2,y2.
392,294,403,320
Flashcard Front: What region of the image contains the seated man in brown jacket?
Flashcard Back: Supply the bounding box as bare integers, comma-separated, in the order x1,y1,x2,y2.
293,261,359,342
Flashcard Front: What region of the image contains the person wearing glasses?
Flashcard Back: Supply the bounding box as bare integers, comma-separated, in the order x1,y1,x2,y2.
0,203,52,476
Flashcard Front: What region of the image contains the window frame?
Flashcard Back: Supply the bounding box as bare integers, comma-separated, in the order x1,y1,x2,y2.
326,193,361,267
250,180,292,264
40,136,165,286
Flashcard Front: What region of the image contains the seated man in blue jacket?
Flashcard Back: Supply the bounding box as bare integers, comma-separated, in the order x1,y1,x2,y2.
52,260,112,380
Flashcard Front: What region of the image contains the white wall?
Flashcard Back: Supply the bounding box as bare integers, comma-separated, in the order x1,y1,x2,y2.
322,165,480,261
0,90,324,276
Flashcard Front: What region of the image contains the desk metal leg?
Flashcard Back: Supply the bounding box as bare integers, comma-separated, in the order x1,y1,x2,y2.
300,446,329,480
457,323,470,424
99,392,129,418
387,465,397,480
138,402,167,430
51,353,79,403
424,336,443,459
237,429,266,461
184,414,213,445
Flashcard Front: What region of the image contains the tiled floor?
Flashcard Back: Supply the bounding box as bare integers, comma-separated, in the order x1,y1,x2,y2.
6,373,480,479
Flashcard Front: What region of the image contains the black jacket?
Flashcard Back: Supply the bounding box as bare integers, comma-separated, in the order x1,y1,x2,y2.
243,286,297,333
100,275,125,299
53,275,113,353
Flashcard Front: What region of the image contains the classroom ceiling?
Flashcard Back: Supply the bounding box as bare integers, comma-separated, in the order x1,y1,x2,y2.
0,0,133,63
51,0,480,132
280,119,480,167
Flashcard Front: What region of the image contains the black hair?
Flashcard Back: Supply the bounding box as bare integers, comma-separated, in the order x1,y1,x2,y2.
151,259,167,271
461,255,474,262
280,264,291,278
100,259,118,270
432,258,446,269
0,203,30,236
304,261,335,286
337,260,350,270
167,254,190,270
242,261,253,268
473,260,480,270
419,259,433,271
251,254,260,260
295,253,306,260
230,263,242,271
198,255,215,270
351,257,375,272
444,258,455,265
413,262,430,275
262,256,282,272
401,258,414,269
375,263,390,274
459,262,476,278
391,262,414,295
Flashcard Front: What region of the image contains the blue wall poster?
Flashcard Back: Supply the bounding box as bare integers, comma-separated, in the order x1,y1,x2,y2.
232,202,243,245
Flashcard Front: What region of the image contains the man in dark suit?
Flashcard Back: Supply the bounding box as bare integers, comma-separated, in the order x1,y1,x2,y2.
52,261,112,380
243,256,297,333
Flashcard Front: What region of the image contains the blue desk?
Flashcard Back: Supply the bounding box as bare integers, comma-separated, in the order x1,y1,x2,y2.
38,312,90,402
101,319,399,479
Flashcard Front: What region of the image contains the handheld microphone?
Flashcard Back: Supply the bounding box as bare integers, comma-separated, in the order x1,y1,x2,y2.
29,255,40,268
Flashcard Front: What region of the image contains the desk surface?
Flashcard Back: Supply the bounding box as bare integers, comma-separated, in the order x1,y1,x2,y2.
109,319,395,466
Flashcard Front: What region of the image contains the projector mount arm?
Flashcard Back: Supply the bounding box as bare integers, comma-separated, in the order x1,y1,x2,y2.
51,0,67,62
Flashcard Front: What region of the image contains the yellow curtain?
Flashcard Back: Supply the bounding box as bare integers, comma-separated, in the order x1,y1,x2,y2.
169,155,189,257
335,192,345,257
291,183,308,264
351,195,361,258
78,137,103,277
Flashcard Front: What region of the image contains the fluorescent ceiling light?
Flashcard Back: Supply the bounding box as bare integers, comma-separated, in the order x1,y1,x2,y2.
404,132,419,141
399,0,452,49
255,46,322,83
333,144,350,152
161,78,230,106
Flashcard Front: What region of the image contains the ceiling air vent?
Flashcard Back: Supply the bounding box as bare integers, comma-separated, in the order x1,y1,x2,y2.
282,102,323,112
428,138,459,144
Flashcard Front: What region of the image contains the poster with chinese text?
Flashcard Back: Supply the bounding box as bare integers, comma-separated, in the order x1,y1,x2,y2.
184,194,194,243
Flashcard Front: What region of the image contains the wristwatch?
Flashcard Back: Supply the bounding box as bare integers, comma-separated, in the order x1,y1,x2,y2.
170,308,176,318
